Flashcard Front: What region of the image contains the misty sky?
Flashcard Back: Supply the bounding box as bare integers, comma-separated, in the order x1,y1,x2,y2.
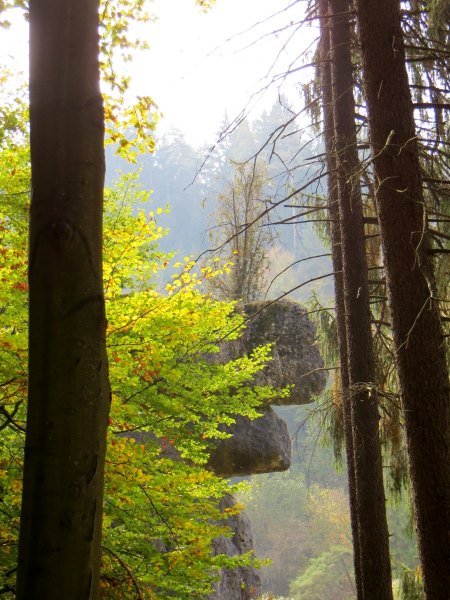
138,0,311,146
1,0,314,147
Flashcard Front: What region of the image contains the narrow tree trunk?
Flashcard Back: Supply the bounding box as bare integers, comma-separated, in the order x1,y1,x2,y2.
329,0,393,597
318,3,363,596
355,0,450,597
17,1,110,598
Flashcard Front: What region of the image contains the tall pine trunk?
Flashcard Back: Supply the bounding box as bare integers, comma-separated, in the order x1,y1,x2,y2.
17,1,110,598
329,0,393,597
318,2,362,596
355,1,450,597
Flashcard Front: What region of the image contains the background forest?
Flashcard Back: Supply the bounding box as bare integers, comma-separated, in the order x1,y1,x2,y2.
107,114,422,599
0,0,449,599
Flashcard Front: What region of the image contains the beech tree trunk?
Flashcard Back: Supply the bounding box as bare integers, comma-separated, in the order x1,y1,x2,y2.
329,0,393,597
17,1,110,598
355,1,450,597
318,3,362,596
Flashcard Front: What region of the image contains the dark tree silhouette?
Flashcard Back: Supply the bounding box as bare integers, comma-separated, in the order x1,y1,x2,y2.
355,0,450,597
318,2,362,596
327,0,393,597
17,1,110,598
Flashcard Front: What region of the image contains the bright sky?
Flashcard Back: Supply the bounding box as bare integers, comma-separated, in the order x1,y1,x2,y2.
136,0,311,146
1,0,315,147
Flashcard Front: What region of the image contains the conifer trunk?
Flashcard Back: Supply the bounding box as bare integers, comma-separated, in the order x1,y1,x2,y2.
318,3,362,595
328,0,393,597
355,0,450,597
17,1,110,598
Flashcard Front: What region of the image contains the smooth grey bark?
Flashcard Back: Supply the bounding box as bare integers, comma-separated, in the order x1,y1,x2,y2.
17,1,110,598
328,0,393,597
355,0,450,597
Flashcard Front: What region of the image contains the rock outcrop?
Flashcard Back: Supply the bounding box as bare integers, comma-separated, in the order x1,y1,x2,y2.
206,300,326,479
208,407,291,478
129,302,324,598
207,300,326,600
209,494,261,600
215,300,326,405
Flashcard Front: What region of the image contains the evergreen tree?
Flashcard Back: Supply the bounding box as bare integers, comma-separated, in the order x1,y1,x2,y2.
327,1,393,596
355,1,450,597
317,2,362,595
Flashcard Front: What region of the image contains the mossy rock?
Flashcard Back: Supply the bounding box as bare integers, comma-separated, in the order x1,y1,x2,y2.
217,301,327,405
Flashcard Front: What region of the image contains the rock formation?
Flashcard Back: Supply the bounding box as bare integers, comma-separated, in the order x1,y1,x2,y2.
207,301,326,600
215,300,326,404
208,407,291,478
210,494,261,600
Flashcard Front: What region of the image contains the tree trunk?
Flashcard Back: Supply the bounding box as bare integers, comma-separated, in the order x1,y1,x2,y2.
17,1,110,598
329,0,393,597
318,3,363,596
355,0,450,597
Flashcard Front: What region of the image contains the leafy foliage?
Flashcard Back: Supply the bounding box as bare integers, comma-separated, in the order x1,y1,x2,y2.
239,466,353,598
239,405,420,599
0,6,290,596
205,161,275,304
99,0,160,160
0,132,29,597
289,545,355,600
0,162,285,597
394,566,425,600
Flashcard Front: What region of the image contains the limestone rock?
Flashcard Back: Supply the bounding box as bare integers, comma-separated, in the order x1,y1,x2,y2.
208,407,291,477
216,301,326,405
129,301,325,598
209,493,261,600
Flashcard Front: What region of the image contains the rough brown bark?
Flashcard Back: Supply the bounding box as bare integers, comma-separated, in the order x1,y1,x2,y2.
355,1,450,597
318,3,362,596
16,1,110,598
328,0,393,598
